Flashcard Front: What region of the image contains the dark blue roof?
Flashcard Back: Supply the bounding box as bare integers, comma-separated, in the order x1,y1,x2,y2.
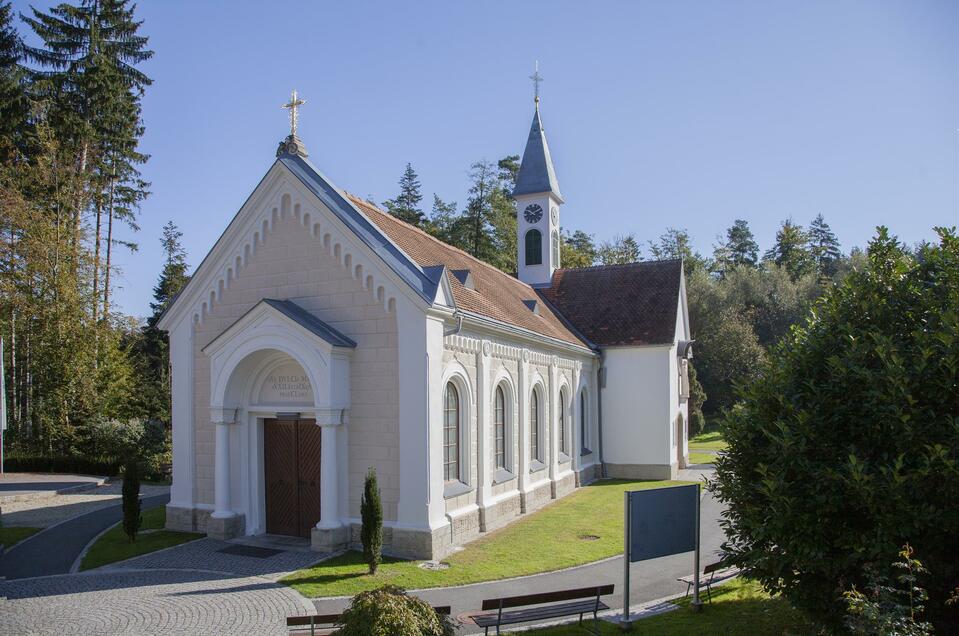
262,299,357,348
277,153,440,303
513,105,563,201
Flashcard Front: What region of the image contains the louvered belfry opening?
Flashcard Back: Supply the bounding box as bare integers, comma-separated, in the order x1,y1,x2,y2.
264,418,322,538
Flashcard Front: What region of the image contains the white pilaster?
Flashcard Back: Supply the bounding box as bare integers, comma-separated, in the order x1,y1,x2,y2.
316,423,341,529
548,357,559,492
476,340,492,507
169,318,195,509
517,350,530,497
572,363,582,473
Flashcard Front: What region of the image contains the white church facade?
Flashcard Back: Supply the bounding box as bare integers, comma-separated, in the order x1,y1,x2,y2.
158,95,692,559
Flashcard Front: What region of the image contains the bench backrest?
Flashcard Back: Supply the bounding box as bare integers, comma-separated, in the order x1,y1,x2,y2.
287,606,451,627
481,585,615,611
703,561,726,575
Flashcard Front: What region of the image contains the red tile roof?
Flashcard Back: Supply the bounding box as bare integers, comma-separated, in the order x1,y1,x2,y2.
347,195,589,348
539,261,683,347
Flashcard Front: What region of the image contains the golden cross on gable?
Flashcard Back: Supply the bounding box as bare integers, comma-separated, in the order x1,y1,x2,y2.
282,89,306,137
529,61,543,103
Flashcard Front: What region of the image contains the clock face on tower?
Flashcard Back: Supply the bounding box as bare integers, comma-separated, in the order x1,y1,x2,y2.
550,206,559,224
523,203,544,224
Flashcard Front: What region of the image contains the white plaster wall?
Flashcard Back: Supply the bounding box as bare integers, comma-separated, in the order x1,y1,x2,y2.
602,346,673,467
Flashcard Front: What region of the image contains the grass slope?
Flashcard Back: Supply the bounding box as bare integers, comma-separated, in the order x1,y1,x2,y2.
688,451,716,465
284,479,692,598
689,430,727,452
0,526,40,548
80,505,203,571
528,578,817,635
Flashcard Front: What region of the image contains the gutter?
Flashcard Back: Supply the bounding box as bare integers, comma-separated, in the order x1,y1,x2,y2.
443,312,464,337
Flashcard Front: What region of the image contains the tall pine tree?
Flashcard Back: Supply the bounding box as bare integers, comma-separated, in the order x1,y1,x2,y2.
807,213,841,279
764,219,814,280
382,163,424,226
725,219,759,268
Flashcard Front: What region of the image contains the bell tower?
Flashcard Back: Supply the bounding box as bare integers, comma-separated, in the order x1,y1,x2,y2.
514,64,563,287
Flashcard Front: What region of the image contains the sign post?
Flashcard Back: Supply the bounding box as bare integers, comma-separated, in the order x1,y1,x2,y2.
1,337,6,476
621,483,701,625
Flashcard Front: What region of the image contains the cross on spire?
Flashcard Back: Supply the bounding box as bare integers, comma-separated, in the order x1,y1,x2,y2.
282,89,306,138
529,61,543,104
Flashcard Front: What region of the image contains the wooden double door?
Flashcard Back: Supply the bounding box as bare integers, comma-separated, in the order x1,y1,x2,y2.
264,419,321,538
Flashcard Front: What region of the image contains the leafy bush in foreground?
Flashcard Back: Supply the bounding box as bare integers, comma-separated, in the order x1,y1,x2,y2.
711,227,959,630
333,585,454,636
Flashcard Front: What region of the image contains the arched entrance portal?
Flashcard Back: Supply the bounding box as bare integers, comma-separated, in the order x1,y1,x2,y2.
201,299,354,550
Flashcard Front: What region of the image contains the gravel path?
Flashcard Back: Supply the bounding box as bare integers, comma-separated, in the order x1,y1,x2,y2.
1,482,170,528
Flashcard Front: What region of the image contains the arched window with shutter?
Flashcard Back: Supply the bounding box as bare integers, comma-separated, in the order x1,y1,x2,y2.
494,385,507,470
525,229,542,266
444,383,460,481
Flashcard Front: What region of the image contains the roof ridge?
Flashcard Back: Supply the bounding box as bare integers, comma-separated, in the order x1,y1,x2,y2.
346,193,542,296
555,258,682,274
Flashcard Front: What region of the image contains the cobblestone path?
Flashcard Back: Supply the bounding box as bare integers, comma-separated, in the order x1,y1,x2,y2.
0,569,315,636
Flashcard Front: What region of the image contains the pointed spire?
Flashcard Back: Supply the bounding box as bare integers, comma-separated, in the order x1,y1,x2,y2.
513,101,563,202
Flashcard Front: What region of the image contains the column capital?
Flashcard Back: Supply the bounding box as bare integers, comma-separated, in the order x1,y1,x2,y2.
314,408,349,427
210,406,237,425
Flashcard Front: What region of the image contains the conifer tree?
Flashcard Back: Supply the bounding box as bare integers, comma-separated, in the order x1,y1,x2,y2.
382,163,425,227
0,2,28,155
597,234,641,265
650,227,707,274
764,219,814,280
462,160,499,263
561,230,596,268
725,219,759,268
360,467,383,575
807,213,841,279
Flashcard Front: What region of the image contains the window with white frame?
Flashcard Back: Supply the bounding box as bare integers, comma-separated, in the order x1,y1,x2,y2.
494,384,507,470
444,382,460,482
530,388,541,463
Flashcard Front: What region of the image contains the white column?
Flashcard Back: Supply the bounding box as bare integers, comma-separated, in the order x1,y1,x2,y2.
211,413,235,519
316,421,341,529
476,341,492,509
572,363,582,473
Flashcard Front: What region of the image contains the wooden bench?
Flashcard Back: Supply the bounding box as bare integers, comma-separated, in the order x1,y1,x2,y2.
286,606,451,635
677,561,738,602
472,585,614,635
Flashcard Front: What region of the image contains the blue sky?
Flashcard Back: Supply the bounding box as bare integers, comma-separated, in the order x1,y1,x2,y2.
12,0,959,317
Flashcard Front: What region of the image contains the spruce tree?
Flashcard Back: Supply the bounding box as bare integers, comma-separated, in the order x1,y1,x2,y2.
382,163,425,226
649,227,707,274
360,467,383,575
561,230,596,268
807,213,841,280
0,2,28,155
725,219,759,268
462,160,499,263
597,234,641,265
764,219,814,280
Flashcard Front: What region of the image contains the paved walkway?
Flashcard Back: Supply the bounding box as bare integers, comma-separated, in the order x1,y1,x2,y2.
0,493,170,579
0,473,107,503
1,481,170,528
0,569,313,636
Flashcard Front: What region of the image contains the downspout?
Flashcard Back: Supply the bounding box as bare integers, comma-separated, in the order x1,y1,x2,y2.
597,348,608,478
443,312,463,337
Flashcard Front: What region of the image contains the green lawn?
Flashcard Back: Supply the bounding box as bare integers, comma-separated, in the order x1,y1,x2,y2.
80,505,204,570
284,479,692,598
526,578,817,635
0,526,40,548
689,430,727,452
688,451,716,465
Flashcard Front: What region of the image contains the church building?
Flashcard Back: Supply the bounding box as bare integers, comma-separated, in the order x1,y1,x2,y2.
158,90,693,559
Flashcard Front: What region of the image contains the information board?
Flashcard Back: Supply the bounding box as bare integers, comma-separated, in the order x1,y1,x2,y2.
627,484,698,562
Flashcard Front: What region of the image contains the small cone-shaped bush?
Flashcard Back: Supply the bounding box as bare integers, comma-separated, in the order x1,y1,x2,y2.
122,459,142,541
360,467,383,575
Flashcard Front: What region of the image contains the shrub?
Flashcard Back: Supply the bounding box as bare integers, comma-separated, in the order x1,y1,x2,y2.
710,228,959,630
360,467,383,575
687,361,707,437
844,544,933,635
122,460,142,541
333,586,454,636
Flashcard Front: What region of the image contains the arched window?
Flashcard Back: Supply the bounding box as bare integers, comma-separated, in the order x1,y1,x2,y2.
530,388,541,462
525,229,542,266
444,383,460,482
558,388,567,455
551,230,560,265
580,390,589,451
494,385,507,470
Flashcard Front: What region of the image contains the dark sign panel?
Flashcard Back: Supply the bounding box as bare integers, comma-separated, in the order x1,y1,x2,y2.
628,484,698,562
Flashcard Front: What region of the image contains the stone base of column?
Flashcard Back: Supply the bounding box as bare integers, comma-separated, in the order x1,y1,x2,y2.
311,524,349,553
207,513,245,540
